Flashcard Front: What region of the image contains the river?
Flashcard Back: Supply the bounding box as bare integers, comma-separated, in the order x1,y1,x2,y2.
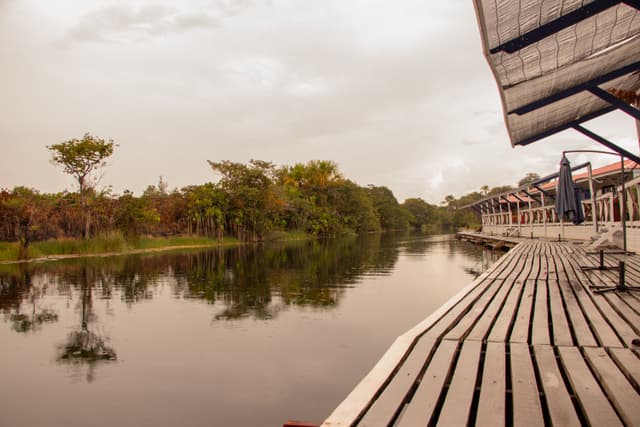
0,232,499,427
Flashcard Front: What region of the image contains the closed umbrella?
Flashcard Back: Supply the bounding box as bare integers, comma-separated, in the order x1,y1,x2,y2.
555,155,584,224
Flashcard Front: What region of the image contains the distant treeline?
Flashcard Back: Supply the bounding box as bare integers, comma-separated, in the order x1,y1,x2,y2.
0,159,481,246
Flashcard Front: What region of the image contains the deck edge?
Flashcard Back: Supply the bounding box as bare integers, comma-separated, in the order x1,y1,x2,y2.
320,246,515,427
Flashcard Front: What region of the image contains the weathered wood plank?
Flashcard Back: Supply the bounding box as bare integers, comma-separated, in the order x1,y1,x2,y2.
357,337,437,427
487,280,525,343
531,279,550,345
556,255,622,346
475,342,506,427
557,279,598,347
510,342,544,427
547,280,573,346
423,278,497,340
533,345,581,427
583,347,640,426
436,340,482,426
557,347,623,427
510,280,536,343
590,292,639,347
609,348,640,389
466,279,514,342
394,340,458,427
444,279,506,341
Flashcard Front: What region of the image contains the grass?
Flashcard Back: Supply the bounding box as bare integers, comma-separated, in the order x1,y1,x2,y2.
0,232,245,262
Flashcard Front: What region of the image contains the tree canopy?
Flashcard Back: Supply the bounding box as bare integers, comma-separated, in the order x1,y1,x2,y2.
48,133,116,193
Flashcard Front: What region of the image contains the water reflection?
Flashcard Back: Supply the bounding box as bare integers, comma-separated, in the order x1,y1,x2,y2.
56,267,117,383
0,232,495,384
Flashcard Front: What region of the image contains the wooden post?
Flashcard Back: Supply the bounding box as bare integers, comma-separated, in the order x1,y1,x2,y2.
528,188,533,237
541,192,547,239
516,197,521,235
588,163,597,232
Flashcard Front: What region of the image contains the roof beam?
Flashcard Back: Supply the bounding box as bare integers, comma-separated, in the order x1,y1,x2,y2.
518,105,617,146
510,60,640,115
489,0,623,54
533,184,555,201
510,193,526,203
522,190,542,205
572,124,640,164
587,86,640,121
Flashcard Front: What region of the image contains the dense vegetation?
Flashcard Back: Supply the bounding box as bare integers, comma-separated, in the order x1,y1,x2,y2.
3,133,533,258
0,159,479,249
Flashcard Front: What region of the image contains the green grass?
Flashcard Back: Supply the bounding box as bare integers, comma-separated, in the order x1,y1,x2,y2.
130,235,240,250
0,241,20,261
0,233,245,262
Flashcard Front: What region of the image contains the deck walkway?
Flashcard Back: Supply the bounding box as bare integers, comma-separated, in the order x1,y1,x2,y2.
322,239,640,426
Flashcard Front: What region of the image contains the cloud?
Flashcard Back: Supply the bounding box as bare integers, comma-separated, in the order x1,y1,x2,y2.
59,2,256,45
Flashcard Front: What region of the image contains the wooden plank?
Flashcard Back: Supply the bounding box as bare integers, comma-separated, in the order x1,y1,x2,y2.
557,256,622,347
531,280,550,345
533,346,581,427
394,340,458,427
600,293,640,343
487,279,525,343
466,279,514,341
609,348,640,389
357,337,437,427
510,342,544,427
436,340,482,426
539,252,558,281
443,279,506,341
547,280,573,346
510,280,536,343
423,278,497,340
590,292,638,348
475,342,506,427
619,292,640,314
489,247,528,280
583,347,640,426
557,279,597,347
557,347,623,427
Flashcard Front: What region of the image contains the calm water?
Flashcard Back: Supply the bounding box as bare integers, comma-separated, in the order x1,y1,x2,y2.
0,233,499,427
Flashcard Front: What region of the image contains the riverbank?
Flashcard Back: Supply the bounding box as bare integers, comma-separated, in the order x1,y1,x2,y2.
0,231,310,264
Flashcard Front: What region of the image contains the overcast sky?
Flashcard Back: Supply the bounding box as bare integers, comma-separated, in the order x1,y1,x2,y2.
1,0,638,204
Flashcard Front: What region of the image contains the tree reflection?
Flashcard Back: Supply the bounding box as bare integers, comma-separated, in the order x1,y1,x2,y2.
56,265,116,383
0,266,59,333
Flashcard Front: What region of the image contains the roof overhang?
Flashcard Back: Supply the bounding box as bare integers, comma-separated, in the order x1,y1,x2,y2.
473,0,640,147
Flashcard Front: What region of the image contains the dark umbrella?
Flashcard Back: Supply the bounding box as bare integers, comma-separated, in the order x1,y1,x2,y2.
555,155,584,225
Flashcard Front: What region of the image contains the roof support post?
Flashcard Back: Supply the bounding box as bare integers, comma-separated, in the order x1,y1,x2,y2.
528,188,533,237
587,86,640,121
572,124,640,164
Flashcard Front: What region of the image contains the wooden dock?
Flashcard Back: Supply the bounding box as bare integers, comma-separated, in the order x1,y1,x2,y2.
321,239,640,426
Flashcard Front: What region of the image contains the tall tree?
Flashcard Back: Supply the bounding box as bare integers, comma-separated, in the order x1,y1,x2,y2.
517,172,540,187
48,133,116,239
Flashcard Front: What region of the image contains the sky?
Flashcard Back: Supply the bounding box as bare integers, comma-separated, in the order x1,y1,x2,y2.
1,0,638,204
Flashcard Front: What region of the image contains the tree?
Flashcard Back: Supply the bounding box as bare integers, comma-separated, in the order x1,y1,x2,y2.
48,133,116,239
518,172,540,187
480,185,490,196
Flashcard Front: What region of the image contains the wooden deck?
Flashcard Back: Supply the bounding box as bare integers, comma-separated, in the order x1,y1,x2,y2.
322,239,640,426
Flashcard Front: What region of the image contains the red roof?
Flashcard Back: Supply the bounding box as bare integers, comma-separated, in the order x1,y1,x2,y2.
572,159,640,182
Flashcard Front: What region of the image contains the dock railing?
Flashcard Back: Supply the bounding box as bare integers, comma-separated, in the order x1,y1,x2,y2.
479,174,640,249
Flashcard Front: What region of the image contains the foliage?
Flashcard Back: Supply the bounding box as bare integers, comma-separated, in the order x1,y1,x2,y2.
47,133,116,193
48,133,116,239
518,172,541,187
2,155,506,259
